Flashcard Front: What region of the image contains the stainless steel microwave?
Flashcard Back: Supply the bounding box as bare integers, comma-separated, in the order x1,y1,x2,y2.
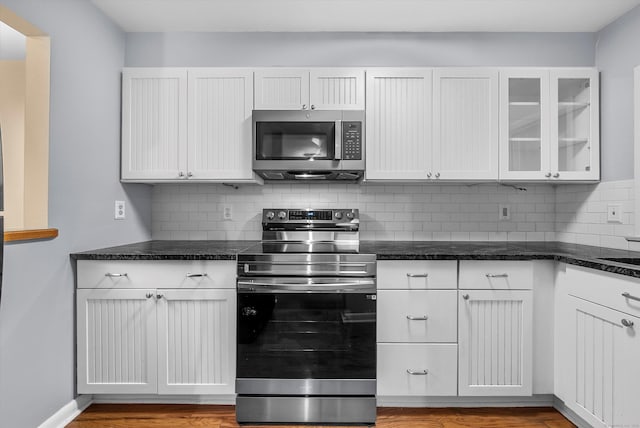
252,110,365,181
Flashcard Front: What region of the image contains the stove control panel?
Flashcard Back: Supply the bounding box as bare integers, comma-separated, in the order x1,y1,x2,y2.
262,208,359,224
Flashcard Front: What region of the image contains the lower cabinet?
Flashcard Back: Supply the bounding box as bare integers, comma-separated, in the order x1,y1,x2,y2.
458,289,533,396
562,297,640,428
77,288,235,395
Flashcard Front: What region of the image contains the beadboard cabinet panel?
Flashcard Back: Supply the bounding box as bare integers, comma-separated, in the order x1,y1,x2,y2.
309,69,365,110
188,69,254,181
254,69,309,110
157,289,236,395
365,69,432,180
121,68,187,181
433,69,499,180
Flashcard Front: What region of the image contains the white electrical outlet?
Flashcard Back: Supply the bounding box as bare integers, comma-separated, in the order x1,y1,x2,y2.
607,204,622,223
115,200,125,220
223,205,233,220
499,204,511,221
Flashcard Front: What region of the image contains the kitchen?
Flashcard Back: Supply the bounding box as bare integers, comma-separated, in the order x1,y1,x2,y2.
1,0,640,427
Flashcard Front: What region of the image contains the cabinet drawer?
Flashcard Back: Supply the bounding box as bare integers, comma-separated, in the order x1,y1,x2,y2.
566,265,640,319
377,343,457,396
377,290,457,343
459,260,532,290
377,260,457,290
77,260,236,289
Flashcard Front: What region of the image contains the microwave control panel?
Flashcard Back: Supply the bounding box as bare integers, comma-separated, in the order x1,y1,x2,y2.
342,122,362,160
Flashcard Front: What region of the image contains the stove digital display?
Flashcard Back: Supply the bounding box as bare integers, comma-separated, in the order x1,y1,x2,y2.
289,210,333,221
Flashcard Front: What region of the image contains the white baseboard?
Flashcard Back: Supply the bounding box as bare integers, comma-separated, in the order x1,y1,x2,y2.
553,396,593,428
376,394,555,407
91,394,236,405
38,395,93,428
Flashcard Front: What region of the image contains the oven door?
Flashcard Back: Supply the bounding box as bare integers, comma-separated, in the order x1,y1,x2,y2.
236,277,376,396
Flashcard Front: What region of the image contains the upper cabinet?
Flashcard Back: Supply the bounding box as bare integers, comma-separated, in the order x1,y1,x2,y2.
121,67,260,183
254,68,365,110
365,68,498,181
499,68,599,182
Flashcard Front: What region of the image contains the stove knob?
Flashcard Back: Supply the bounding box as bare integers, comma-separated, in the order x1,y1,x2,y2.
278,211,287,220
265,211,275,220
334,211,343,220
346,212,354,219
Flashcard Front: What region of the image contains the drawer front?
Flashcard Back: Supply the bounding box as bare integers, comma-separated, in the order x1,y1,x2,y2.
377,260,457,290
77,260,236,289
377,343,457,396
377,290,457,343
459,260,532,290
566,265,640,319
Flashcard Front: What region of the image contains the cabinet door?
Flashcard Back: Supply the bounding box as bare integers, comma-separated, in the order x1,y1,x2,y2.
550,68,600,181
254,69,309,110
121,68,187,181
432,69,498,180
77,289,157,394
188,69,255,181
564,297,640,428
157,289,236,394
458,290,533,396
499,69,551,181
365,69,432,180
309,68,365,110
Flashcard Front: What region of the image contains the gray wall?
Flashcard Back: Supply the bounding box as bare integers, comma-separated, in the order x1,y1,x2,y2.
595,5,640,181
125,32,595,67
0,1,151,427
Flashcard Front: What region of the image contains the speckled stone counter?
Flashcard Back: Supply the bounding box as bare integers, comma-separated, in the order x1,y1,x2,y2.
72,240,640,279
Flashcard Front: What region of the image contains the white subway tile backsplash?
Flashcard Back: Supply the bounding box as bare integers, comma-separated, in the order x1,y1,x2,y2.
150,179,636,250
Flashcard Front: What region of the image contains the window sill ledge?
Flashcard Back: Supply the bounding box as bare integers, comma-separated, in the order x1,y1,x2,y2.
4,228,59,243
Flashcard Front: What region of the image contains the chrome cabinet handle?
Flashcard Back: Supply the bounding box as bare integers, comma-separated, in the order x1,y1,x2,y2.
311,105,316,110
622,292,640,303
545,172,551,178
302,104,307,110
406,273,428,278
486,273,509,278
145,293,154,299
427,172,432,178
553,173,560,178
178,171,185,178
187,172,193,178
156,294,164,299
435,172,440,178
622,319,635,328
105,273,128,278
186,273,208,278
406,315,428,321
406,369,428,375
462,294,470,300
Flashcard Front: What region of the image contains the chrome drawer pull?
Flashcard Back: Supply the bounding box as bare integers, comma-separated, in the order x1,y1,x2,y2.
406,315,428,321
406,369,429,375
621,319,635,328
462,294,470,300
486,273,508,278
406,273,428,278
145,293,154,299
622,292,640,303
105,273,128,278
186,273,208,278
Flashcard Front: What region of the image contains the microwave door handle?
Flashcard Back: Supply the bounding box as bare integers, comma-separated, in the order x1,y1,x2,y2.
334,120,342,160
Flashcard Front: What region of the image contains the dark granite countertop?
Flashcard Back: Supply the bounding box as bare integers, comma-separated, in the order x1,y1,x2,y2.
72,240,640,279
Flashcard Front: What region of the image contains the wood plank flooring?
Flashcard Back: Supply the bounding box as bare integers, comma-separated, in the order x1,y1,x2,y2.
67,404,576,428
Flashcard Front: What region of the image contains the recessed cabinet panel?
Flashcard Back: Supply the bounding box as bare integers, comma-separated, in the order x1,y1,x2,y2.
377,260,458,290
254,69,309,110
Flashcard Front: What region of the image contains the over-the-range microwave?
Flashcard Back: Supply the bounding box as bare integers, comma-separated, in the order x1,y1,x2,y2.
252,109,365,181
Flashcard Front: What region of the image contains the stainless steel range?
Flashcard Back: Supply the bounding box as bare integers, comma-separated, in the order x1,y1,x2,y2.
236,209,377,425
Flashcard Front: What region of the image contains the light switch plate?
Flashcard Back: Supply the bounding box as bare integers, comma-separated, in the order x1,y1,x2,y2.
223,205,233,221
607,204,622,223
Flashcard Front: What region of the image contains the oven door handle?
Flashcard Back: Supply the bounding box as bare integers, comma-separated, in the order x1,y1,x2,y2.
243,262,371,275
237,280,376,293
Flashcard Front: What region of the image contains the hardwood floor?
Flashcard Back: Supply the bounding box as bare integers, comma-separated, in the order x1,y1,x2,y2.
67,404,576,428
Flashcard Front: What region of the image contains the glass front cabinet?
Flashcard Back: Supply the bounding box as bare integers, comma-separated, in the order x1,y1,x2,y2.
499,68,599,182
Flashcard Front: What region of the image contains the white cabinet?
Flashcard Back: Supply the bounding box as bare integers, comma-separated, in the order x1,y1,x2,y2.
365,69,433,181
555,265,640,427
377,261,458,396
77,260,236,396
499,68,599,182
458,261,533,396
366,68,498,182
121,68,187,181
254,68,365,110
432,69,499,180
122,67,259,183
